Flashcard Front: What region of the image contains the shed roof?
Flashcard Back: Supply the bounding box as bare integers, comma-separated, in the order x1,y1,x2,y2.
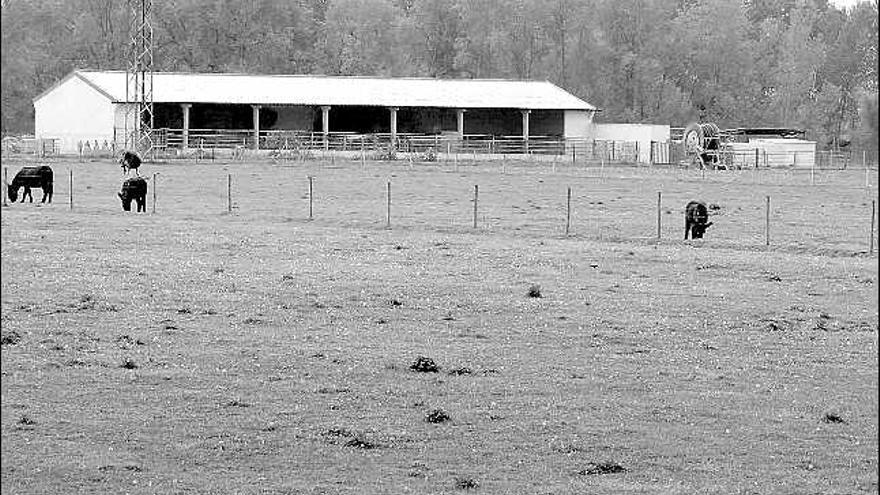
41,70,595,111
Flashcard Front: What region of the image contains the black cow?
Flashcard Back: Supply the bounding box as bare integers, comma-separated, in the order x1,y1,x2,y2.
685,201,713,239
120,151,142,176
8,166,53,204
118,177,147,212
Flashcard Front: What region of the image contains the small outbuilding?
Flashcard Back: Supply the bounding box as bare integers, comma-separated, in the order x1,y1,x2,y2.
34,70,598,154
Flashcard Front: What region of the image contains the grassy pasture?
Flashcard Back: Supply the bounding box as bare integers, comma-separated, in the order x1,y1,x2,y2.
1,157,878,494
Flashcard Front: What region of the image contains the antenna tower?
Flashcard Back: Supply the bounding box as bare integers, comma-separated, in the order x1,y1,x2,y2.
124,0,154,156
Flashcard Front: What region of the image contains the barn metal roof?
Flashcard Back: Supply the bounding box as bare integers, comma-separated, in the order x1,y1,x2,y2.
57,70,596,111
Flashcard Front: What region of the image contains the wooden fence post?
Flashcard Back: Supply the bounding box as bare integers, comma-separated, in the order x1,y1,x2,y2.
151,173,157,214
473,185,479,229
69,169,73,210
565,187,572,236
308,176,314,220
2,168,7,206
227,174,232,213
765,195,771,246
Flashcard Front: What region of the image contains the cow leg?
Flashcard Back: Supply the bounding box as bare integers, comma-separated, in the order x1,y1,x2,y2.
684,219,690,240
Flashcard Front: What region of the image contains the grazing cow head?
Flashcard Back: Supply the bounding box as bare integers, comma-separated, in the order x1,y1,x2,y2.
7,185,18,203
690,221,713,239
118,191,133,211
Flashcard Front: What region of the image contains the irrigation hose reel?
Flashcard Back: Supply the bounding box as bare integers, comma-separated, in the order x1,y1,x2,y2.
683,122,722,169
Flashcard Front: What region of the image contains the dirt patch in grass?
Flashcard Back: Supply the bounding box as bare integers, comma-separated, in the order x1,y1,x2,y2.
410,356,440,373
821,413,846,424
1,331,22,346
578,462,626,475
425,408,451,424
120,359,138,369
447,366,473,376
454,477,479,490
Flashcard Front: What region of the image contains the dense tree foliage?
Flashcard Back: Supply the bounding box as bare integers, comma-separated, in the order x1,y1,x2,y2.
1,0,877,151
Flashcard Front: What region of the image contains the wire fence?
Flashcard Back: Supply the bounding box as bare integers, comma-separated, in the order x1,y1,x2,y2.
2,158,877,257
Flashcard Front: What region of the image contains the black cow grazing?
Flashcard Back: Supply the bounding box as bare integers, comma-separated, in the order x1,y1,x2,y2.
118,177,147,212
685,201,713,239
120,151,142,176
8,165,53,204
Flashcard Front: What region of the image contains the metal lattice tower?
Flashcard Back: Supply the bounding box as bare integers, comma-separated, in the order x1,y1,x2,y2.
124,0,154,156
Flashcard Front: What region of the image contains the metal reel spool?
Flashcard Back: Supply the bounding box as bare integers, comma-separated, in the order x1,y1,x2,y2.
683,123,704,155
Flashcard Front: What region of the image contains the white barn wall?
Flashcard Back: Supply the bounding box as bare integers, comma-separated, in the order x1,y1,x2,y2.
34,75,115,154
594,123,670,163
563,110,595,139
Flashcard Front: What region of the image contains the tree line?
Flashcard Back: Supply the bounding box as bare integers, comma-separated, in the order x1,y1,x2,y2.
1,0,877,152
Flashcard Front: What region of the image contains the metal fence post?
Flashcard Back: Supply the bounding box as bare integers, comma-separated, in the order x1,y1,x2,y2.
870,200,876,255
308,176,314,220
386,181,391,229
473,185,479,229
656,191,662,239
565,187,572,236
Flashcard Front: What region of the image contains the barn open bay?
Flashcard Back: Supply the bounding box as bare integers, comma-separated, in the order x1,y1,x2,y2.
1,159,877,493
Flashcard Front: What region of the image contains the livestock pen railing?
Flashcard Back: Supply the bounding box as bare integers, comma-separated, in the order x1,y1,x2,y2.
12,128,876,171
147,128,667,165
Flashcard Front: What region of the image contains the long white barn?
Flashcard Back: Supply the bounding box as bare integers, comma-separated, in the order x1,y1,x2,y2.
34,70,599,154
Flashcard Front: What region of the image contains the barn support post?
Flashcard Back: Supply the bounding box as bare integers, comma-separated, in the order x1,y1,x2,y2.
252,105,261,151
389,107,399,150
181,104,192,151
521,109,531,154
321,106,331,151
456,109,466,138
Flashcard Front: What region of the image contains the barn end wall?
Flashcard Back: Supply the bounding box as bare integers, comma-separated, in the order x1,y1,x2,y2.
34,75,116,154
594,123,670,163
564,110,595,139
